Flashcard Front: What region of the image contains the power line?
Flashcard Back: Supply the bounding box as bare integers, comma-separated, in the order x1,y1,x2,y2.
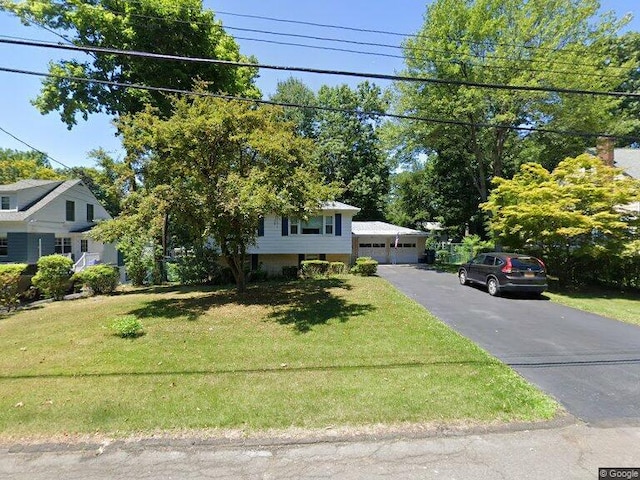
0,125,71,171
1,65,636,142
1,37,638,99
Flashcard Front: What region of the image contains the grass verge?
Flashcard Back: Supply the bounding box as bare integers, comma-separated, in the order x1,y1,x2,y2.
547,289,640,326
0,276,558,439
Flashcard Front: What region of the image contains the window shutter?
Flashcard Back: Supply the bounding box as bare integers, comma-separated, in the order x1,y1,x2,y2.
335,213,342,236
281,217,288,236
319,254,326,260
298,254,305,265
258,217,265,237
251,254,259,271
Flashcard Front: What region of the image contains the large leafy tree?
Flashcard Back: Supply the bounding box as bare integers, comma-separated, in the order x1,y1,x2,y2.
1,0,259,127
96,96,338,292
0,148,62,183
392,0,634,231
483,154,640,285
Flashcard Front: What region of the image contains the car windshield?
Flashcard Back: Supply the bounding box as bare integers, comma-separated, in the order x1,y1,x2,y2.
511,257,543,270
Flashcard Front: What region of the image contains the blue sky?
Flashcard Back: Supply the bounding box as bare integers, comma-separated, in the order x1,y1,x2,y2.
0,0,638,169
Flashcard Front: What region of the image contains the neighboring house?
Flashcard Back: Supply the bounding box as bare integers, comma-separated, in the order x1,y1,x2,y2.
0,179,118,270
248,201,360,276
591,141,640,215
352,221,429,264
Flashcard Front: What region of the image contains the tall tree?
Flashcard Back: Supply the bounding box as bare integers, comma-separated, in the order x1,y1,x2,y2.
1,0,259,128
95,96,338,292
0,148,62,183
392,0,634,230
269,77,318,139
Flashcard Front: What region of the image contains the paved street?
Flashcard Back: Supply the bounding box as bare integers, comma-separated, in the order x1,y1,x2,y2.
2,423,639,479
378,265,640,425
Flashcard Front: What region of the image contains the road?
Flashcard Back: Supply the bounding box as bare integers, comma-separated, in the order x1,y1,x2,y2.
377,265,640,425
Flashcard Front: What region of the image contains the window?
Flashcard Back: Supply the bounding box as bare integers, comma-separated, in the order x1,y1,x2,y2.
0,237,7,256
1,196,9,210
289,216,334,235
402,243,416,248
86,204,94,222
66,200,75,221
55,237,72,254
80,239,89,253
325,216,333,235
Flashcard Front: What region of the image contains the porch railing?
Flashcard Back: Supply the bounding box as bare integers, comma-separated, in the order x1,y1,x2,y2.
73,252,101,272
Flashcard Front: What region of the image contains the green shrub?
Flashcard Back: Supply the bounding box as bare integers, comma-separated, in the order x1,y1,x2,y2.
301,260,330,279
73,264,119,295
282,266,299,280
110,315,144,338
329,261,346,275
32,255,74,300
169,246,220,285
351,257,378,276
0,264,27,311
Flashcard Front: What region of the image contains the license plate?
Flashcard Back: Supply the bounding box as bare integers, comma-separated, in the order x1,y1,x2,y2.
524,272,535,278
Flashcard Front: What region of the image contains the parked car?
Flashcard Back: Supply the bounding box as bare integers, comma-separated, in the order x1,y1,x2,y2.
458,252,547,297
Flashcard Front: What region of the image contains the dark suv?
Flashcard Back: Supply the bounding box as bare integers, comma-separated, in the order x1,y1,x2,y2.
458,252,547,297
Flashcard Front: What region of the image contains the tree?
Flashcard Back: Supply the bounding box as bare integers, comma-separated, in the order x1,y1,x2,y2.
269,77,318,139
608,31,640,146
0,148,62,183
99,96,338,292
1,0,259,128
482,153,640,286
393,0,634,230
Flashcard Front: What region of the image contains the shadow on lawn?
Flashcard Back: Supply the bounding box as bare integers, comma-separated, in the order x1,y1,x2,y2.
127,278,374,332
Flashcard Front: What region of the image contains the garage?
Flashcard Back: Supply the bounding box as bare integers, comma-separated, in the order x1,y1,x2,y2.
352,221,428,264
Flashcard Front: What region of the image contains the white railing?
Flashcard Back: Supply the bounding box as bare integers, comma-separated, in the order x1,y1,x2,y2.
73,252,101,272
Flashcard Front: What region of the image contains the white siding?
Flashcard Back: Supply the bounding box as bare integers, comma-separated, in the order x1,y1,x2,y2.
249,212,354,255
16,186,56,211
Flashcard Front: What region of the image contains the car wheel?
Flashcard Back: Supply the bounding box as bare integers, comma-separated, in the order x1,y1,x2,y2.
459,269,468,285
487,277,500,296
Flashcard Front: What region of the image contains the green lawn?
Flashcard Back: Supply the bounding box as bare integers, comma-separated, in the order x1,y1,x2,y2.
0,276,558,440
547,289,640,326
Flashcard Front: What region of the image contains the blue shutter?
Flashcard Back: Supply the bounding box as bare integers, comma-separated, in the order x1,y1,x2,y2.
258,217,264,237
335,213,342,236
282,217,289,236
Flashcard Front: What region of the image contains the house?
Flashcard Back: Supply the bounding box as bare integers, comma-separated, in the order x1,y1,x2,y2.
248,201,360,276
0,179,118,270
352,221,429,264
592,139,640,215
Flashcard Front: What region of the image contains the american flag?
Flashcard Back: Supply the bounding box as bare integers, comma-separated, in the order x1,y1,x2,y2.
394,233,399,249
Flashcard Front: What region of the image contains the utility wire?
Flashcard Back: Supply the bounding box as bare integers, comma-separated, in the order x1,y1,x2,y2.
1,65,636,142
0,125,71,171
1,37,638,99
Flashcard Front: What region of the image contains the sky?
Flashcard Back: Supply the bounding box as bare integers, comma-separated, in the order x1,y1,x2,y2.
0,0,638,169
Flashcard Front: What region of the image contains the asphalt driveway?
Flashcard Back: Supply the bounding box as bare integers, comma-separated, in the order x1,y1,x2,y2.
378,265,640,425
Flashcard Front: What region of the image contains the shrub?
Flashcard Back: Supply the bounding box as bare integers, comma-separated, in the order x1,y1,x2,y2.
73,264,119,295
31,255,74,300
282,266,299,280
351,257,378,276
0,264,27,311
300,260,330,279
329,261,346,275
169,246,220,285
110,315,144,338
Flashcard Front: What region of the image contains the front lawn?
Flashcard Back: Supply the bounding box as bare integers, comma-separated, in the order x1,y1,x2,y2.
0,276,558,439
547,289,640,326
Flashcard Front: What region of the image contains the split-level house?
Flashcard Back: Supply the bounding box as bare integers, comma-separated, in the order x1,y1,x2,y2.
0,179,118,270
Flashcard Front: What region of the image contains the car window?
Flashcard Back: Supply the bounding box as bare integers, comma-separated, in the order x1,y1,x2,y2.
511,257,542,270
483,255,496,266
471,255,485,264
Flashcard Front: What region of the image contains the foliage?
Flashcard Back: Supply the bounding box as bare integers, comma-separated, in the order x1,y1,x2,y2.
300,260,330,279
31,255,74,300
272,79,391,220
112,95,339,292
350,257,378,276
0,0,259,128
391,0,634,230
483,154,640,286
329,262,347,275
0,148,62,183
0,264,27,311
110,315,144,338
461,235,494,258
167,246,221,285
282,266,299,280
73,264,119,295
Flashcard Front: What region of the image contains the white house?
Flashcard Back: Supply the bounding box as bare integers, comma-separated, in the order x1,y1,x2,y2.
0,179,118,270
248,201,360,276
352,221,429,264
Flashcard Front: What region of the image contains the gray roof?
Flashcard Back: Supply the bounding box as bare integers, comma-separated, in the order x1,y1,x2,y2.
0,179,81,222
613,149,640,179
0,179,62,192
352,221,428,236
322,201,361,212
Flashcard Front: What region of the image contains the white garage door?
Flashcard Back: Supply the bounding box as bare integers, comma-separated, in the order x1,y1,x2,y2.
357,239,388,263
394,242,418,264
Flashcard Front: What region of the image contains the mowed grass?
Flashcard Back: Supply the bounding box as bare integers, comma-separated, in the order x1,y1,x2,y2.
0,276,558,439
547,289,640,326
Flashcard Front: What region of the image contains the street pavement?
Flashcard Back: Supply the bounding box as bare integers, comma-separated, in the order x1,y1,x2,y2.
377,264,640,425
